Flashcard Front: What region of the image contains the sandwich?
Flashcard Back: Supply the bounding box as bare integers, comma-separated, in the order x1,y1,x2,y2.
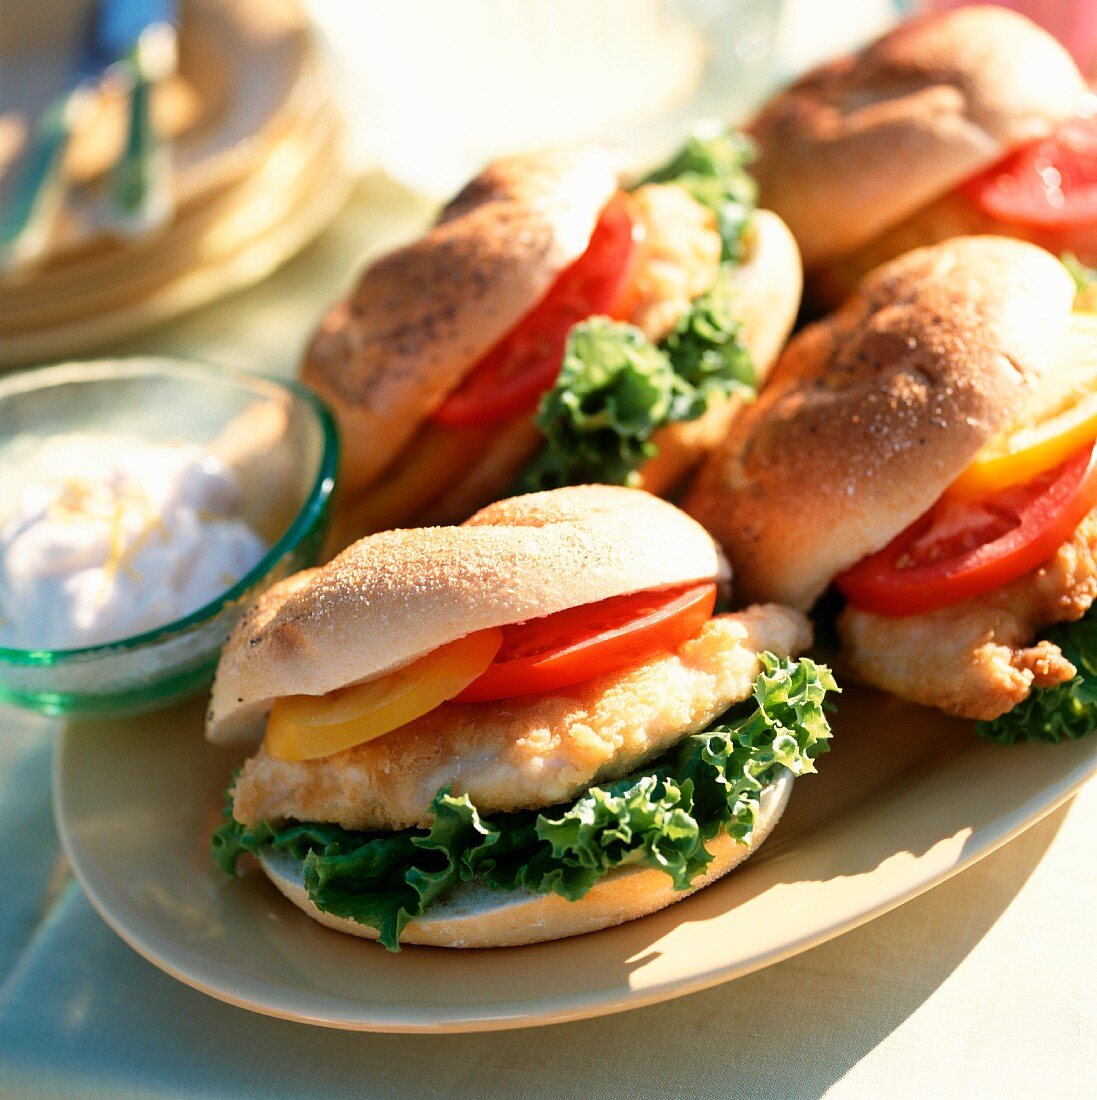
687,236,1097,744
301,130,802,550
209,486,836,949
748,5,1091,310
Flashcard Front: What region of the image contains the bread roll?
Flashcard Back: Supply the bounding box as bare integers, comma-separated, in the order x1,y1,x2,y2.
686,237,1078,608
750,6,1085,271
208,485,728,742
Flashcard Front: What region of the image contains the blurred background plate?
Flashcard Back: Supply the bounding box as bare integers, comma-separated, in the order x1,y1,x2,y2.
307,0,903,198
0,0,350,365
53,684,1097,1032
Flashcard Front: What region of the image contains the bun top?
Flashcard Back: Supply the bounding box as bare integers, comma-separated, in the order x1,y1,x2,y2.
207,486,727,743
686,237,1079,609
302,146,620,499
749,6,1085,269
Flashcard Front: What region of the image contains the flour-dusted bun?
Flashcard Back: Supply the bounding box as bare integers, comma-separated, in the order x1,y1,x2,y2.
207,486,728,743
257,772,789,948
302,146,620,500
686,237,1079,610
749,6,1085,271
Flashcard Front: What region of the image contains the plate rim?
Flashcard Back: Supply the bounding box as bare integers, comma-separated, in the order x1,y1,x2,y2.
52,718,1097,1033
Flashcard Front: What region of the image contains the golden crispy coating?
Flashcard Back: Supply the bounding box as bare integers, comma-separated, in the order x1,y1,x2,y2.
230,604,811,830
626,183,722,342
839,510,1097,720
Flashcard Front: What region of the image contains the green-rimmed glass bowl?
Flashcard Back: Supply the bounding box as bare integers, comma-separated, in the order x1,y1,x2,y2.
0,358,338,717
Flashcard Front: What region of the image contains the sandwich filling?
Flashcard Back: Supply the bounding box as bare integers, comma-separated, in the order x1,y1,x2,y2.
518,129,757,493
836,286,1097,737
214,596,836,950
344,130,759,536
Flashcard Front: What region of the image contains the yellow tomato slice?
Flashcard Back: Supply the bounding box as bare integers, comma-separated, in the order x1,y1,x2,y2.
265,628,503,762
947,389,1097,499
947,313,1097,499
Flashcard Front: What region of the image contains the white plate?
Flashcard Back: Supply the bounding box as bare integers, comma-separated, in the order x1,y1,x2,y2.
53,686,1096,1033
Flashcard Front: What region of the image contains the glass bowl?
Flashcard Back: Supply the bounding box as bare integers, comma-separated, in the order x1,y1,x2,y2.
0,358,338,717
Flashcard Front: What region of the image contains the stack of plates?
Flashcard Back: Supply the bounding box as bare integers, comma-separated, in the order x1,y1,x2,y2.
0,0,351,367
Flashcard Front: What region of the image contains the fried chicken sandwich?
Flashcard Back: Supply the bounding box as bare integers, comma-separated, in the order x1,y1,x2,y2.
209,486,836,949
688,236,1097,743
302,130,802,550
748,5,1091,310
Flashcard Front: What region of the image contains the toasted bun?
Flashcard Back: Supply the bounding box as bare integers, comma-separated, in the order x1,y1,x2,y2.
316,201,803,544
749,6,1085,270
207,486,728,743
301,146,619,501
256,771,790,948
686,237,1078,609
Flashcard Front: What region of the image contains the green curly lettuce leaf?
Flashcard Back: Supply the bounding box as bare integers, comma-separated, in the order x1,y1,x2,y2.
661,266,755,417
214,654,837,950
642,126,758,261
515,126,759,491
977,610,1097,745
518,318,679,489
519,274,754,491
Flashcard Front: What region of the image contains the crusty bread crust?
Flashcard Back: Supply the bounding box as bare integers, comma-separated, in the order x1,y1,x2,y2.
685,237,1078,609
257,772,790,948
302,146,620,500
749,5,1085,270
810,183,1097,313
807,188,1000,312
207,486,728,743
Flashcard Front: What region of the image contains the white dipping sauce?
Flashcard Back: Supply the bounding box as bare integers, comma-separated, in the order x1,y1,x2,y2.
0,434,268,650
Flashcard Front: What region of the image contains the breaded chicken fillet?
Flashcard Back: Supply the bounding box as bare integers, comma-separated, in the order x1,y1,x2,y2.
232,605,810,830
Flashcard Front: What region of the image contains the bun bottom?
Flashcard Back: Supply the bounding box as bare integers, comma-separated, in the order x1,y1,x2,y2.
257,772,791,949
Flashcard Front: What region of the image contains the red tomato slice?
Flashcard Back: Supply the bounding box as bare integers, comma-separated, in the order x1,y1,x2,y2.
455,582,717,703
836,444,1097,617
431,191,641,428
963,115,1097,237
